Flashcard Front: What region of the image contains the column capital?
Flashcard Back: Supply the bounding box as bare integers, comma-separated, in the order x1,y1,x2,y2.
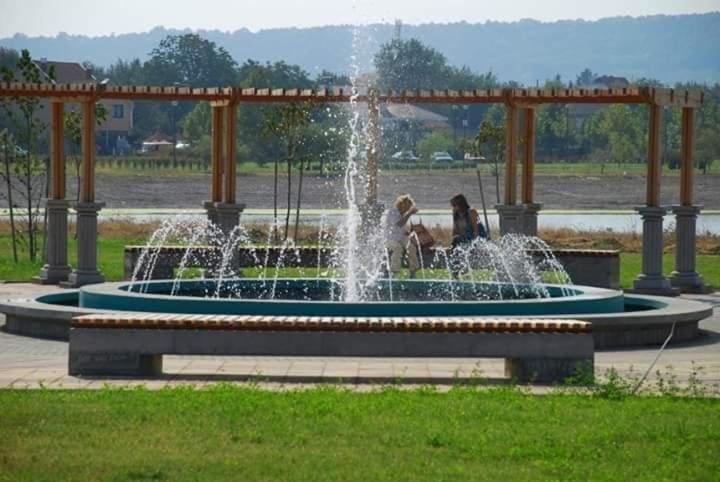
670,204,703,216
495,204,525,214
634,206,668,217
72,201,105,213
213,202,246,213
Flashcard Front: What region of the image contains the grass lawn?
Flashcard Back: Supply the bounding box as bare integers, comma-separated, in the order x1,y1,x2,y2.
1,235,718,289
0,387,718,481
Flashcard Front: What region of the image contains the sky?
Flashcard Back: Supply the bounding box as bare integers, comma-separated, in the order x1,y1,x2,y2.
1,0,719,38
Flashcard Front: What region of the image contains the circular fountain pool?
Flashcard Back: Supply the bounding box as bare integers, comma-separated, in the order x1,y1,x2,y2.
76,278,626,317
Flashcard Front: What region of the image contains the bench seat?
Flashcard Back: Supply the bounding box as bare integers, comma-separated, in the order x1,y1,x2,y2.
69,314,594,384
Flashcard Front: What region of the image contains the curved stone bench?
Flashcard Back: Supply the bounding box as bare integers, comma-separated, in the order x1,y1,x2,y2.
69,314,594,384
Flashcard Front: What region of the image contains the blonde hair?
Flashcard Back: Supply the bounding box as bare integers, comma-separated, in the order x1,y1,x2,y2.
394,194,414,213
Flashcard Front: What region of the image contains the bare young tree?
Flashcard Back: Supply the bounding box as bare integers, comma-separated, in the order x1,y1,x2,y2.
0,129,18,262
262,103,312,242
0,49,54,261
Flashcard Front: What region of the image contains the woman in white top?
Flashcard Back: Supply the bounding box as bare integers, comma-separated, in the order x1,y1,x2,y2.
383,194,420,278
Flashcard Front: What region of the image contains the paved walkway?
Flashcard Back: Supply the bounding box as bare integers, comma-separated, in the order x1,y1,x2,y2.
0,283,718,391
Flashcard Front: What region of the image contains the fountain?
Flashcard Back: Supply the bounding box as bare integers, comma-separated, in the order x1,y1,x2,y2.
0,26,712,348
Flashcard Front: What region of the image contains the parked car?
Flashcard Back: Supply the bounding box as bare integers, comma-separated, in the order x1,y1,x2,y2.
431,151,453,162
391,150,419,162
0,144,28,157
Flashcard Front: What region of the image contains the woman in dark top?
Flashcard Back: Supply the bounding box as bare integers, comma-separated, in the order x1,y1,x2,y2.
450,194,484,247
450,194,486,278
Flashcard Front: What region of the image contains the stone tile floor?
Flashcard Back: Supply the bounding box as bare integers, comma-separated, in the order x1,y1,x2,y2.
0,283,718,391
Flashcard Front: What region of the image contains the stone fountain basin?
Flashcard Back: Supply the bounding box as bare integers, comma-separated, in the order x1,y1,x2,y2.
76,279,625,317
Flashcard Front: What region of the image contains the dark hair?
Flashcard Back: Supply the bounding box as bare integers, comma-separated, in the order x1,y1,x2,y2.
450,194,470,211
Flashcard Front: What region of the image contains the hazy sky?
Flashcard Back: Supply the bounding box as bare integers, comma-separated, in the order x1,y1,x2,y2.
1,0,719,37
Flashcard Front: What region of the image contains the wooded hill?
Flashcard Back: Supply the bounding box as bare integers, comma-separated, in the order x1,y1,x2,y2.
1,13,718,84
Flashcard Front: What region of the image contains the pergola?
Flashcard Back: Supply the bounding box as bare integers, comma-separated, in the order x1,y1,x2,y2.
0,82,706,293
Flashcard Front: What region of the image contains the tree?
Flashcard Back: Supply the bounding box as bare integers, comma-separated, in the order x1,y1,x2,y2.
417,130,453,167
0,49,54,261
575,68,596,87
64,105,107,204
145,34,237,87
374,39,451,91
237,60,314,165
0,129,18,261
262,103,313,242
476,104,507,203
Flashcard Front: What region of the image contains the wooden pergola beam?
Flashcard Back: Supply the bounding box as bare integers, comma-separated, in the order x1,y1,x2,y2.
680,107,695,206
646,104,663,207
210,104,224,204
81,99,96,203
0,82,704,106
504,102,518,205
49,100,65,200
224,102,238,204
521,107,536,205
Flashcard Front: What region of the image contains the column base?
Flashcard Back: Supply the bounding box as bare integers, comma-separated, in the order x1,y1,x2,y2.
62,270,106,288
630,274,679,296
495,204,525,236
34,265,72,285
670,272,708,293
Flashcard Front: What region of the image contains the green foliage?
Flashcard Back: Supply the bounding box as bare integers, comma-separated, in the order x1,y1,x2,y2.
417,130,453,161
145,33,237,87
375,38,451,91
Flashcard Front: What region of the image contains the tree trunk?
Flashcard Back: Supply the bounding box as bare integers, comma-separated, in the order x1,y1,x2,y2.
273,156,279,244
294,157,305,241
25,120,35,261
3,141,18,262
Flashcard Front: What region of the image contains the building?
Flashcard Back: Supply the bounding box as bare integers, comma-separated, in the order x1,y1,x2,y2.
34,59,134,153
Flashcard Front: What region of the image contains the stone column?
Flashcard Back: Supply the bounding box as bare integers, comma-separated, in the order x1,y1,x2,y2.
670,205,705,292
496,204,525,235
36,100,71,284
522,203,542,237
37,199,72,284
632,206,673,293
670,107,705,293
65,202,106,287
64,99,105,287
632,104,675,295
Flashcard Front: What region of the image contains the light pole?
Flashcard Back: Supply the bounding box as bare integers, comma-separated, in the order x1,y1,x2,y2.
171,82,190,168
171,99,178,167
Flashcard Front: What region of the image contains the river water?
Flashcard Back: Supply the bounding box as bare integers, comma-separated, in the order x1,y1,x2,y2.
2,209,718,234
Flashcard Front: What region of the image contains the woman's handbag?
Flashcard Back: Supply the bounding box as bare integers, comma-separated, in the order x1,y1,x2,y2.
409,219,435,249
